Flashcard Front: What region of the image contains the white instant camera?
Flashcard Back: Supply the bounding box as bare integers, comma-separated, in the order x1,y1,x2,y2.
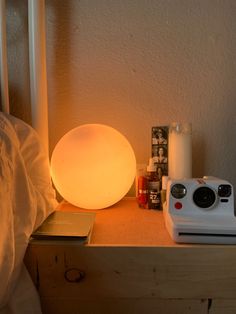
163,176,236,244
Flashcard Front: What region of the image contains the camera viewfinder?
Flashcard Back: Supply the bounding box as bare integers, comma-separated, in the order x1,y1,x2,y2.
171,184,187,199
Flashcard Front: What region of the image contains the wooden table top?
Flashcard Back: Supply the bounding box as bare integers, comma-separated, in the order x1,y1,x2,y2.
57,197,181,246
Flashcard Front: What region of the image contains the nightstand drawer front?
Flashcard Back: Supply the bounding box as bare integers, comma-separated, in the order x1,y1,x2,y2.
25,245,236,299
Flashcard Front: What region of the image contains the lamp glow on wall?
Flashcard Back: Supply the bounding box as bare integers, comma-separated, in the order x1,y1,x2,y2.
51,124,136,209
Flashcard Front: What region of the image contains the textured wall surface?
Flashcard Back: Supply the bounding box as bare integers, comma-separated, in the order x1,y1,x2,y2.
6,0,236,195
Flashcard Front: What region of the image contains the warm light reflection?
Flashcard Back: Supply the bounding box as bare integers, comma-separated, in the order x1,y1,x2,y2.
51,124,136,209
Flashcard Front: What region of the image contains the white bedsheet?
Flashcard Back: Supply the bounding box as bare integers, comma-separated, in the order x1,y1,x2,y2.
0,113,58,313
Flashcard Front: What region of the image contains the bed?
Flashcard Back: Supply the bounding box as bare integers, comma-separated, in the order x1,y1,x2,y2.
0,113,58,314
0,1,58,313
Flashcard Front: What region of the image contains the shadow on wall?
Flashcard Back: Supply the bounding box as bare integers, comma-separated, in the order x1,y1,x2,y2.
46,0,76,155
7,0,31,124
192,133,206,178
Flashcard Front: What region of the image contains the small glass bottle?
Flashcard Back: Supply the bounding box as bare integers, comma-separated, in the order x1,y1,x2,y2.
137,173,148,208
168,122,192,179
146,158,161,210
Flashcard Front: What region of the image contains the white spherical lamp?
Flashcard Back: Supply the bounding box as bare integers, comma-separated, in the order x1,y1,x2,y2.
51,124,136,209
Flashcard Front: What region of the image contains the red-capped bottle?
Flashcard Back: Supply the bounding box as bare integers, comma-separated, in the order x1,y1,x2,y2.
146,158,161,210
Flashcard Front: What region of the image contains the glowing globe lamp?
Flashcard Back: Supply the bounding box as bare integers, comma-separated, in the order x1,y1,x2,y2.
51,124,136,209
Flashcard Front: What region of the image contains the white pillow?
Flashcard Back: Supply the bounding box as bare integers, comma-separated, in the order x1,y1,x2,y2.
6,113,58,229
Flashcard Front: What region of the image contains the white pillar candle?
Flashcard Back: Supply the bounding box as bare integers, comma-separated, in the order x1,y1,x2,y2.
168,122,192,179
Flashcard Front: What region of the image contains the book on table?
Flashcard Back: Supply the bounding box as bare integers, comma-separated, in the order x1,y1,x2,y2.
32,210,96,244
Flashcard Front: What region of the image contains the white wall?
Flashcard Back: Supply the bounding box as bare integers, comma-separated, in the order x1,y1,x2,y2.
6,0,236,195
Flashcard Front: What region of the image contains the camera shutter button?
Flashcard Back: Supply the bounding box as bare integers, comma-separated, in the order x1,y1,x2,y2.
175,202,183,210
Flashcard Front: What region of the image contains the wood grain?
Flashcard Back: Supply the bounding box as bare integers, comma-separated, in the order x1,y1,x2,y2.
25,198,236,313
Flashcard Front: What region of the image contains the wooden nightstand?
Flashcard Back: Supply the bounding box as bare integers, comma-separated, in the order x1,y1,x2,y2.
25,198,236,314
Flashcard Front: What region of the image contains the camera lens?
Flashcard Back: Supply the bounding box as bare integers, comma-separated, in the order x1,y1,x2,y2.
193,186,216,209
218,184,232,197
171,184,187,199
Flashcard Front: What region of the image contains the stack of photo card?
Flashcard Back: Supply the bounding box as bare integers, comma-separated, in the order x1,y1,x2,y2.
151,126,168,176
